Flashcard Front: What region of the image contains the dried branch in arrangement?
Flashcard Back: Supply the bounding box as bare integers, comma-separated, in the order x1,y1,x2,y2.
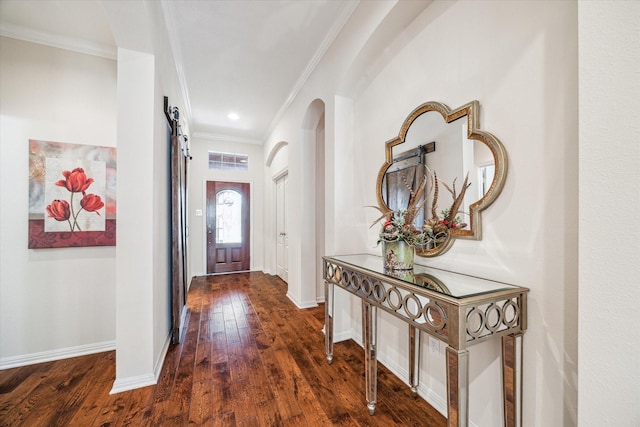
403,173,427,230
430,170,439,221
442,172,471,225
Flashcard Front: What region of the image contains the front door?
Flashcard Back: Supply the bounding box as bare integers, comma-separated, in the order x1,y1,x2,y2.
206,181,250,273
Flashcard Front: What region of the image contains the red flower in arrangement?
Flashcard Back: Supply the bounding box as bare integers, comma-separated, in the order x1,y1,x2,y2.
46,199,71,221
80,194,104,215
55,167,94,194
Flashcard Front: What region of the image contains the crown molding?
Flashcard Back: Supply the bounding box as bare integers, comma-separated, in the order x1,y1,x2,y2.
263,0,359,140
191,131,263,145
160,1,193,126
0,22,117,60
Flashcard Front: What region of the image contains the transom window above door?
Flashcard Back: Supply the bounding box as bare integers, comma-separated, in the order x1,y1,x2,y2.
208,151,249,171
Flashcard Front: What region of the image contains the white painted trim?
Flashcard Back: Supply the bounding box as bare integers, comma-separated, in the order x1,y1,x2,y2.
272,167,288,182
0,340,115,370
153,331,172,383
376,345,448,418
160,1,193,125
192,131,262,145
347,334,483,425
265,141,289,167
332,329,353,344
349,334,449,418
285,291,318,309
110,331,172,395
110,372,157,394
0,23,116,60
202,178,208,274
272,169,288,281
262,1,358,140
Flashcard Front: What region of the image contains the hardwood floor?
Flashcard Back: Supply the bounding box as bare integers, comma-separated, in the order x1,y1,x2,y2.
0,272,446,426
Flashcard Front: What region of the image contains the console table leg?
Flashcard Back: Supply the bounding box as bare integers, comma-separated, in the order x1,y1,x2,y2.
502,333,523,427
446,346,469,427
409,325,420,397
324,281,334,364
363,301,377,415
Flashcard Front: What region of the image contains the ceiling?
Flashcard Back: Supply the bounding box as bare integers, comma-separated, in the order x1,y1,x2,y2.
0,0,358,144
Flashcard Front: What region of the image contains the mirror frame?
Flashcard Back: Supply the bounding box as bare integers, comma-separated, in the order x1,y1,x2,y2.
375,100,508,257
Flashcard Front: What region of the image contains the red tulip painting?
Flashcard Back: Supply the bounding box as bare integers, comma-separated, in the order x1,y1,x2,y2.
29,140,116,248
45,167,105,232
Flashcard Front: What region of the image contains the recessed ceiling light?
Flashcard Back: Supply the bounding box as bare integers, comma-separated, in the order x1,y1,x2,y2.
228,112,240,120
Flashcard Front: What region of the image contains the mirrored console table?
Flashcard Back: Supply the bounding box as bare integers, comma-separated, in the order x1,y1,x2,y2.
323,254,529,427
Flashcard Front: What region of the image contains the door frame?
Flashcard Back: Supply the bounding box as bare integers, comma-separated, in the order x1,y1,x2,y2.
202,178,253,274
272,167,288,277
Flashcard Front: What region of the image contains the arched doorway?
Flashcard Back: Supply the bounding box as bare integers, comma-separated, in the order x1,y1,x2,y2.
302,99,326,303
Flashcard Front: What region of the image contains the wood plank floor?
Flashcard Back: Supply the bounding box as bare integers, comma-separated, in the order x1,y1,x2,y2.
0,272,446,426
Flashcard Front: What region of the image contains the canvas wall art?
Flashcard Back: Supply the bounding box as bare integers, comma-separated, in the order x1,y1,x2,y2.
28,140,116,248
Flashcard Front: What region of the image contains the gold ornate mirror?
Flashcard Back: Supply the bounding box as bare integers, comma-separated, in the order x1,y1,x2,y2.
376,101,507,257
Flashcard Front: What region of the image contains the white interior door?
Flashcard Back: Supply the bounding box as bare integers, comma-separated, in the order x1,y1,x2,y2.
276,174,288,282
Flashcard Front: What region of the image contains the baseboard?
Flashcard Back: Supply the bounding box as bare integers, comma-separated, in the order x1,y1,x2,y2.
349,332,453,420
333,328,353,343
154,332,172,381
320,325,353,344
110,331,172,394
0,340,115,370
377,347,448,417
110,372,157,394
285,291,319,309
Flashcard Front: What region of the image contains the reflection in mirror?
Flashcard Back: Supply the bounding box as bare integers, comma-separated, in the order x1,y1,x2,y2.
381,144,433,230
414,273,451,295
377,101,507,257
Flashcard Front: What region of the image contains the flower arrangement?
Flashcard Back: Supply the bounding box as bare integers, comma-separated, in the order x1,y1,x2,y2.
421,172,470,245
372,169,472,251
371,171,428,247
378,208,426,246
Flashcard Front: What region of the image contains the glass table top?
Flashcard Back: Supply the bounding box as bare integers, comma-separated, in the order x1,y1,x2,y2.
326,254,520,299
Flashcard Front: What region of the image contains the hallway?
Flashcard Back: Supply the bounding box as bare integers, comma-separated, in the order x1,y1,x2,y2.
0,272,445,426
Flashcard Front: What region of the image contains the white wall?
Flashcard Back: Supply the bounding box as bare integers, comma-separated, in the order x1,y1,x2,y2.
104,0,188,392
265,1,581,426
262,1,401,312
0,37,117,367
353,3,580,425
113,48,157,388
578,2,640,426
0,0,191,390
187,137,265,277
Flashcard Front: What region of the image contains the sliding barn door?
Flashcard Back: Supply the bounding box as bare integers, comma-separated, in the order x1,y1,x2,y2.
166,97,189,345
